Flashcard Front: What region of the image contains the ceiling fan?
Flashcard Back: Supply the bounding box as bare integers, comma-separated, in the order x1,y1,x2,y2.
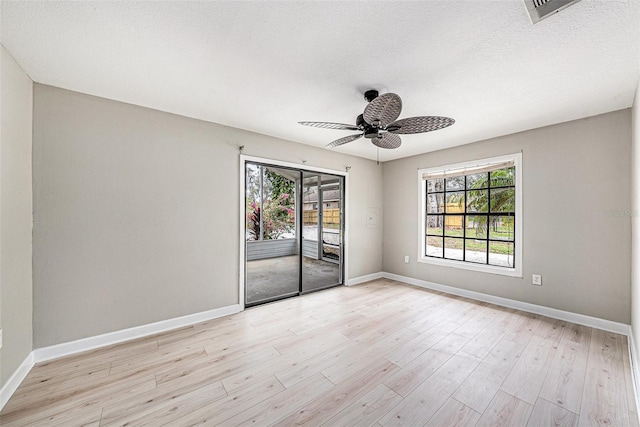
299,90,454,149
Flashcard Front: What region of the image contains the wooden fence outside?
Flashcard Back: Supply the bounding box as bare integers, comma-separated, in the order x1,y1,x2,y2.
303,209,340,227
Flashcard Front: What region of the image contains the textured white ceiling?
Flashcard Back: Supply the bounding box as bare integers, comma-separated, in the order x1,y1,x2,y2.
1,1,639,162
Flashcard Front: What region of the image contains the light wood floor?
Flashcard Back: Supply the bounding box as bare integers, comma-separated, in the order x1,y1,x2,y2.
1,279,638,426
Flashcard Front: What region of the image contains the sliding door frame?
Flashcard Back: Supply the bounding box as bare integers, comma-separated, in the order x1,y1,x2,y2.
239,154,349,311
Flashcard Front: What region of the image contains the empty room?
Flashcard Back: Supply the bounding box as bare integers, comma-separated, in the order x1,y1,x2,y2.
1,0,640,425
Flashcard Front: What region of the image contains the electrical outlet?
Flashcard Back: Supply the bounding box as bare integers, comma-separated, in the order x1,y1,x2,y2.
404,256,410,263
532,274,542,286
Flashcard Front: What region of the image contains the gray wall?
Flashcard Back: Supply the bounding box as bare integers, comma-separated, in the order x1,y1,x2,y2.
32,84,383,348
632,82,640,358
383,110,632,324
0,45,33,386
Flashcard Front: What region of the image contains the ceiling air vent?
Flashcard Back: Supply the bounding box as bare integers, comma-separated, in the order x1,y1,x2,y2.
524,0,581,24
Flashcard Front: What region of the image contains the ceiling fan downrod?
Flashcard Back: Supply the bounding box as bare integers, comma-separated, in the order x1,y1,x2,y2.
364,89,379,102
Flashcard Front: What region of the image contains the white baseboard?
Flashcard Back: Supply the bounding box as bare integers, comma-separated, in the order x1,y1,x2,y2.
346,272,384,286
0,351,34,411
33,304,241,363
382,272,630,335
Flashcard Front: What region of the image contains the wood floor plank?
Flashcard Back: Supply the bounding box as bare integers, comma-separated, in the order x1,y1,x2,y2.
350,314,420,349
404,301,462,333
154,345,280,388
383,348,453,397
561,322,592,346
502,312,542,346
186,324,266,349
429,332,471,355
454,338,524,413
535,318,567,346
108,345,208,376
21,407,102,427
202,327,295,360
155,331,217,354
340,314,388,339
25,338,158,377
167,375,284,427
446,298,488,326
538,341,588,414
220,373,334,426
273,330,350,356
579,368,630,426
588,328,626,378
454,305,505,339
379,352,480,426
381,333,470,400
53,411,101,427
104,381,227,426
321,384,403,427
500,334,558,404
274,358,398,426
321,327,417,385
56,377,156,423
1,373,156,426
457,309,513,359
476,390,533,426
526,398,579,427
222,334,349,392
425,397,481,427
7,363,112,406
384,320,459,367
275,341,358,388
288,308,359,335
366,305,433,335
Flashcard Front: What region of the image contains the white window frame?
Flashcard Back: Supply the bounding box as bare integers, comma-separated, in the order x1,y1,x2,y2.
418,153,522,277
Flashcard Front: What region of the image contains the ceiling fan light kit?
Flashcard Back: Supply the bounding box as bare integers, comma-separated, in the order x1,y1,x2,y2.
299,90,454,150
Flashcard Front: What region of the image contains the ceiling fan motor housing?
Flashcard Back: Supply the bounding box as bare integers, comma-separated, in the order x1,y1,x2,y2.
357,113,379,138
364,128,380,139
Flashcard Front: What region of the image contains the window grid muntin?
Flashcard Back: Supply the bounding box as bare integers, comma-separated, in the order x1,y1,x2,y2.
425,168,516,268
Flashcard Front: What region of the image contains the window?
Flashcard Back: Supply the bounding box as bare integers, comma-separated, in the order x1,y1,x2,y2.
418,153,522,277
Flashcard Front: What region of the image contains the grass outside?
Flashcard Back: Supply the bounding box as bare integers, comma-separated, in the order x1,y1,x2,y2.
427,225,513,240
427,235,514,255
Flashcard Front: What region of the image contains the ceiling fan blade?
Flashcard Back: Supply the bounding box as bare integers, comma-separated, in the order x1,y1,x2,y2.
387,116,455,134
371,132,401,149
299,121,360,131
363,93,402,127
326,133,363,148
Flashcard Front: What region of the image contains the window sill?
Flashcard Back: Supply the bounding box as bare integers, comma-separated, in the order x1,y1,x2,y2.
418,256,522,278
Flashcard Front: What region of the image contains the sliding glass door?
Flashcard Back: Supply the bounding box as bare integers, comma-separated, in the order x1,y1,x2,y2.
245,164,300,305
245,162,344,307
302,172,343,293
